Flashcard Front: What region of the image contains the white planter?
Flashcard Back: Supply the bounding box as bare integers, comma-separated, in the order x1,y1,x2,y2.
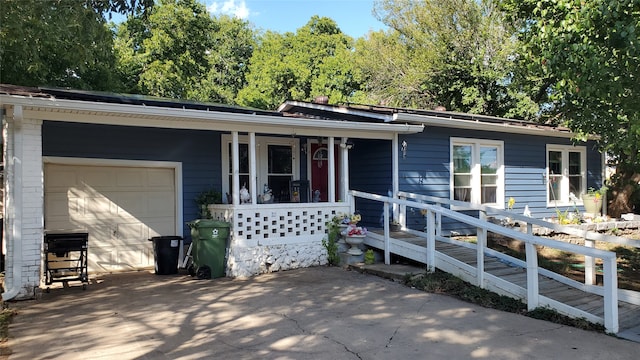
344,235,365,255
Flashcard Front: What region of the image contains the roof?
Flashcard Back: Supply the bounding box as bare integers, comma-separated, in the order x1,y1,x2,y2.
0,84,281,116
0,84,424,139
278,100,579,139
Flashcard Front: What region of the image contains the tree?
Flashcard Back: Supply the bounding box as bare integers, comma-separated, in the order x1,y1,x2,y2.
236,16,361,110
358,0,537,118
0,0,153,89
114,0,254,102
502,0,640,215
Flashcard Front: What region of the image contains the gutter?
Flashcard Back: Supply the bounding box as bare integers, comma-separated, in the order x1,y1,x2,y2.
1,95,424,137
393,112,594,139
2,105,23,301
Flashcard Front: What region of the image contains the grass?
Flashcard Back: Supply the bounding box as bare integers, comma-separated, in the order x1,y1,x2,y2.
404,269,605,332
0,307,15,341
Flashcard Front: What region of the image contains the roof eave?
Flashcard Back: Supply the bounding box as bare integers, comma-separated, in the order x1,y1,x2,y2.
1,95,423,139
278,100,393,122
393,113,593,139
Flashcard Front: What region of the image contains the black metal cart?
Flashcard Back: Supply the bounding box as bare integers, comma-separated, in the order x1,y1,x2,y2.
44,231,89,291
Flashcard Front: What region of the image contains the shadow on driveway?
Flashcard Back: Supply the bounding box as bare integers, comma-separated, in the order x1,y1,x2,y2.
6,267,638,359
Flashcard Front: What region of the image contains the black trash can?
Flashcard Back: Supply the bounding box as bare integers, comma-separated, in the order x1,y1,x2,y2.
148,236,182,275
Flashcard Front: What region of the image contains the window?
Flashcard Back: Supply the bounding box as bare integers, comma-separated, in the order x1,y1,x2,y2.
227,143,250,196
547,145,586,205
451,138,504,206
267,145,293,202
221,135,299,203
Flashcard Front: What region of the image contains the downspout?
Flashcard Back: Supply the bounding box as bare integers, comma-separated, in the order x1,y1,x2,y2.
392,133,399,222
2,105,23,301
602,150,607,217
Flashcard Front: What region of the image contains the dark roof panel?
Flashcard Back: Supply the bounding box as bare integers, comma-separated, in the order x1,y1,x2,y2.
0,84,282,117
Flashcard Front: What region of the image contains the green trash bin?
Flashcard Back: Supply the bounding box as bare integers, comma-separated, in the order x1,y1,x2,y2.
187,219,230,279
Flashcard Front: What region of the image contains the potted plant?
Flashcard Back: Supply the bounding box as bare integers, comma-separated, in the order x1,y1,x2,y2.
582,186,607,215
195,188,222,219
340,212,367,255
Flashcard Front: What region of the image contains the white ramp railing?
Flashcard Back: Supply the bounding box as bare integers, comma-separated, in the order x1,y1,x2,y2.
350,190,620,334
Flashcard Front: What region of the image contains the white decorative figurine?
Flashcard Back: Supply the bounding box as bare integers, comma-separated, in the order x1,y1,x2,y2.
239,184,251,204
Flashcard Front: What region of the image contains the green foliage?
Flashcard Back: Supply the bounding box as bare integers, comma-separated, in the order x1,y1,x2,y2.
359,0,537,118
322,217,342,266
405,270,604,331
322,237,340,266
502,0,640,176
0,307,16,341
364,249,375,265
236,16,361,109
114,0,255,102
0,0,125,90
195,188,222,219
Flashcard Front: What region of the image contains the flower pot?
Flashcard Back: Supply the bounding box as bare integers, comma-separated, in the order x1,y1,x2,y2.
582,194,603,215
344,235,365,255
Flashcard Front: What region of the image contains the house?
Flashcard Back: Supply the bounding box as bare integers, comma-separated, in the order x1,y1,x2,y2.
279,101,605,233
1,85,604,300
0,85,423,300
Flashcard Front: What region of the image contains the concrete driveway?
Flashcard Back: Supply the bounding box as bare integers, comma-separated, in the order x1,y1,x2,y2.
6,266,639,359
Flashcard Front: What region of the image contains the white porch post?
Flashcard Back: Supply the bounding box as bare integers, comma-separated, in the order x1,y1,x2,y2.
340,137,350,202
249,132,257,204
328,136,336,202
392,134,399,221
231,131,240,205
2,106,44,300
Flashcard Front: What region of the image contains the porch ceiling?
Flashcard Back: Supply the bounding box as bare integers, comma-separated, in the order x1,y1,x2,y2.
2,95,424,140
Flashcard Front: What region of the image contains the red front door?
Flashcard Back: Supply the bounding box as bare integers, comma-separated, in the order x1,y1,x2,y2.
310,144,340,202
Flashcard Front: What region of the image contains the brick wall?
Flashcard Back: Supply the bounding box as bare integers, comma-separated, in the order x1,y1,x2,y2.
3,112,43,300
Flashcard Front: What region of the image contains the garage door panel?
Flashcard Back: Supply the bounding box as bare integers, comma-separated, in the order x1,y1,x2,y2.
81,169,116,190
116,223,147,243
82,196,115,219
147,193,175,217
116,193,148,218
45,193,72,217
147,219,177,238
148,168,174,187
45,163,177,273
90,244,154,272
116,168,145,187
46,168,78,189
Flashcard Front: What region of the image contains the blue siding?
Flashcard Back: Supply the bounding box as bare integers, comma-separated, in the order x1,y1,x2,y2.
350,139,391,227
351,126,603,234
42,121,222,236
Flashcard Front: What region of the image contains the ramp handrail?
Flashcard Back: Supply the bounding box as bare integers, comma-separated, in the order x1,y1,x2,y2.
349,190,619,334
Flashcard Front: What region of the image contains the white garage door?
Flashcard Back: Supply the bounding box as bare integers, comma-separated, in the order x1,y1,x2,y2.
44,163,177,273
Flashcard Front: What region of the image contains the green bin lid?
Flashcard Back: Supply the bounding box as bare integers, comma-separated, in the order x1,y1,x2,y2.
187,219,231,228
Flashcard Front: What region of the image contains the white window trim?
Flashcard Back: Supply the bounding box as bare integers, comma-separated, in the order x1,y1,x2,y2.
221,134,300,198
546,144,587,207
450,138,505,208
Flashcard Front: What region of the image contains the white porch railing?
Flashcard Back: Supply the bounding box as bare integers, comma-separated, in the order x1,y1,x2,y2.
207,202,351,277
208,202,351,246
350,190,620,334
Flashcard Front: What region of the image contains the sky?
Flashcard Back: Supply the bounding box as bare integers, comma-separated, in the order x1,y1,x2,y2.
203,0,386,38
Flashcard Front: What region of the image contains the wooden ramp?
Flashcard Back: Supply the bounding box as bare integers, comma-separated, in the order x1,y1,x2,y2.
364,229,640,342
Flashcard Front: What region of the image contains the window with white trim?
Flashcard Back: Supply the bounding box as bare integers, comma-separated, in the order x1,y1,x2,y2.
547,145,586,205
221,135,299,203
451,138,504,206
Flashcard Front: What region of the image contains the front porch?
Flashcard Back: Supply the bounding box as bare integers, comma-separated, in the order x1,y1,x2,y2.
209,202,351,277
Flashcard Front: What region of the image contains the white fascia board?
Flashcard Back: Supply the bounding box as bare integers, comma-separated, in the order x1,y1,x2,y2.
278,100,393,122
393,112,589,139
1,95,423,139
